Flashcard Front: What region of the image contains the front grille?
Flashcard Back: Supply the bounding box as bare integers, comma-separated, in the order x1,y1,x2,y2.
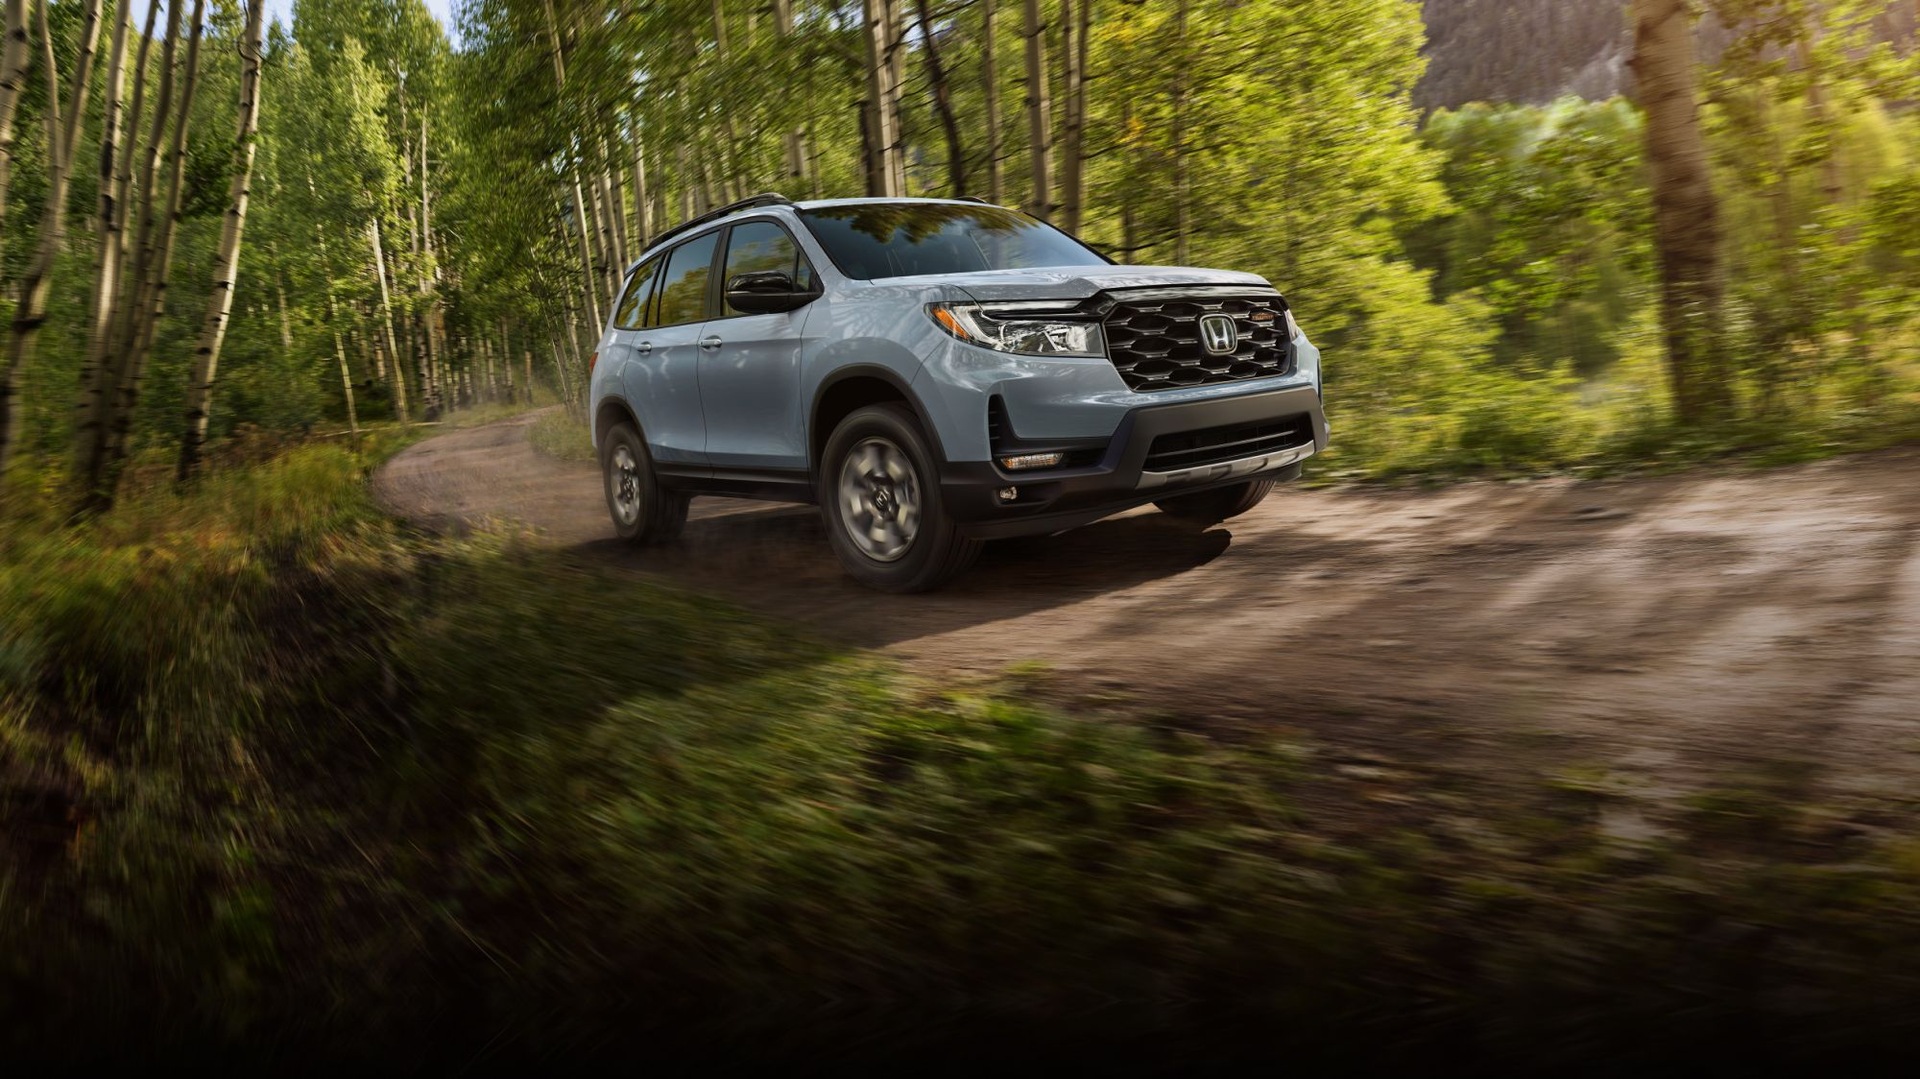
1102,292,1293,392
1145,414,1315,473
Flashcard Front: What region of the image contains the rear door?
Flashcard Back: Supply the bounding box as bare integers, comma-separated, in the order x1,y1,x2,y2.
600,256,657,432
697,219,817,472
622,230,722,465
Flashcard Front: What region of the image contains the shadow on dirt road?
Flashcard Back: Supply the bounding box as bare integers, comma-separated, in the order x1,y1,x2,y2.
376,408,1920,815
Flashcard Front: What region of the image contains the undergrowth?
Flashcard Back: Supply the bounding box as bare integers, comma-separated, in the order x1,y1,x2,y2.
3,438,1920,1065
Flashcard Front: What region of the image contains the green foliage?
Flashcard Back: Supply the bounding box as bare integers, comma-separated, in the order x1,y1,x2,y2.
1416,98,1653,377
8,0,1917,488
527,405,592,460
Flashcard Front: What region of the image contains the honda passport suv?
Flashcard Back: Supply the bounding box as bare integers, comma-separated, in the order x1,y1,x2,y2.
589,194,1327,592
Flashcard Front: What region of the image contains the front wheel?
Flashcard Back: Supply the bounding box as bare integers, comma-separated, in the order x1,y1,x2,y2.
818,403,981,593
1154,478,1275,525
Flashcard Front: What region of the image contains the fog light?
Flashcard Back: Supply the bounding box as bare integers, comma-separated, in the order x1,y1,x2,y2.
996,486,1019,503
998,452,1065,471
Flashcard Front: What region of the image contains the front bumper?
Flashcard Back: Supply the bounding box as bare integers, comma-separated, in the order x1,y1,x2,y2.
940,384,1327,539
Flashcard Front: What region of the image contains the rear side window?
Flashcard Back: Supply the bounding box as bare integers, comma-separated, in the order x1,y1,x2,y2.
613,258,660,329
721,221,815,316
654,231,720,327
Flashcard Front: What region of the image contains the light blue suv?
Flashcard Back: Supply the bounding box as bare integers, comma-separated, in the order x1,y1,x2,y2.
589,194,1327,592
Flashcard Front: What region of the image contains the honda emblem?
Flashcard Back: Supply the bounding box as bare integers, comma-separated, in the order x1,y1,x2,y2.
1199,314,1238,355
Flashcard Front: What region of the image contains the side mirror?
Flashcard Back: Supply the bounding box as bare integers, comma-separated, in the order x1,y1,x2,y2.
725,270,815,314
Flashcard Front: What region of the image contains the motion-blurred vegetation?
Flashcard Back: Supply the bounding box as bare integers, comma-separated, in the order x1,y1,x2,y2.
6,431,1920,1063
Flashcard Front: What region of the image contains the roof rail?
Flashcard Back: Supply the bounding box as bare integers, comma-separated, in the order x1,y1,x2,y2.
955,195,991,204
636,192,793,262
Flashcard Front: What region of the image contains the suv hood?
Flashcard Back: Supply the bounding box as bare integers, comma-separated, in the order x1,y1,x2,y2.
930,265,1272,304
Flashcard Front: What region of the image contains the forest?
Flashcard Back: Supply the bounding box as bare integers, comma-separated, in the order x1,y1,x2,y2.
4,0,1920,1065
0,0,1914,505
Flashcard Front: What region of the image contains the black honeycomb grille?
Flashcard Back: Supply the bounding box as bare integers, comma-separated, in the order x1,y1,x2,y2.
1102,292,1293,392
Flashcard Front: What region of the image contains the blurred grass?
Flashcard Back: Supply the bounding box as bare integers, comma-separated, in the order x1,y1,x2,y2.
528,407,594,461
5,436,1920,1062
1312,316,1920,484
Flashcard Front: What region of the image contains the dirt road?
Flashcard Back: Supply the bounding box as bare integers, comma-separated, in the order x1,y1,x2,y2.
375,410,1920,815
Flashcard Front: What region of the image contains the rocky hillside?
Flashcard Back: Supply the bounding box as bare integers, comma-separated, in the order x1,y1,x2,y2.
1414,0,1916,109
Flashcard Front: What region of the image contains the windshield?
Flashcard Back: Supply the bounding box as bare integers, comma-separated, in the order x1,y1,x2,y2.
798,203,1108,280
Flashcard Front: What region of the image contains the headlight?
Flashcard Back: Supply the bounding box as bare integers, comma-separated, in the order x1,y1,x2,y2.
927,302,1106,358
1284,308,1302,342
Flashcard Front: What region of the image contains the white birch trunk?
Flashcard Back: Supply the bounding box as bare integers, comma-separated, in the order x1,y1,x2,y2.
177,0,265,481
0,0,102,484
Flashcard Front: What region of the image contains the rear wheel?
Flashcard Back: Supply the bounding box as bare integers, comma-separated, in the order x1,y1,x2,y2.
1154,478,1275,525
602,422,689,544
819,403,981,592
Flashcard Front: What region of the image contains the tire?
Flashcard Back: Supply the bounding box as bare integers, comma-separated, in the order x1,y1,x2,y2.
601,421,689,544
818,403,982,593
1154,478,1275,525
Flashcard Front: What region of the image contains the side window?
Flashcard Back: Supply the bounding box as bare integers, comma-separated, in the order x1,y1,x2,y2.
614,257,660,329
654,232,720,328
721,220,815,316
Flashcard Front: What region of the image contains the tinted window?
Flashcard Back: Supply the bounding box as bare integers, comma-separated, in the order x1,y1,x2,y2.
721,221,814,315
798,203,1106,280
655,232,720,327
613,258,660,329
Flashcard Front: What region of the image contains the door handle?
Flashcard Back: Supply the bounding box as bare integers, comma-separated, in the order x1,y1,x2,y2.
634,340,652,355
699,335,723,352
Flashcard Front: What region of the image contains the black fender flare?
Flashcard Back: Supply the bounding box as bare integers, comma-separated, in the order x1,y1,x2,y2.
593,395,644,456
807,364,950,483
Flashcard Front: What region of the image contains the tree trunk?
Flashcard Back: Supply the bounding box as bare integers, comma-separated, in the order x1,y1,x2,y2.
75,0,181,506
675,144,695,221
0,0,102,485
333,327,358,436
368,217,411,423
542,0,605,331
323,247,357,437
97,0,205,498
983,0,1003,203
863,0,905,196
0,0,32,231
655,149,672,228
274,282,292,354
547,324,574,408
1173,0,1190,264
1022,0,1051,219
915,0,967,196
604,137,629,270
1794,34,1845,211
1058,0,1089,233
592,155,619,294
72,0,143,465
773,0,807,188
417,109,447,419
176,0,264,482
698,151,717,213
631,127,653,245
1121,97,1136,253
1631,0,1730,423
500,318,520,404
